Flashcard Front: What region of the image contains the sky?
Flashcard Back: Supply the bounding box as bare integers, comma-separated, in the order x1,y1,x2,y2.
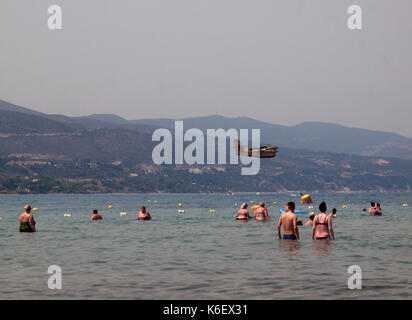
0,0,411,137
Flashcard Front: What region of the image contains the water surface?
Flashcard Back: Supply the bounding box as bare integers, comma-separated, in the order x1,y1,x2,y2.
0,193,410,299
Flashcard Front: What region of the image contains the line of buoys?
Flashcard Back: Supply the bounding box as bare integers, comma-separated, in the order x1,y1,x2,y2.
64,213,71,217
178,209,184,213
120,212,128,216
403,203,408,207
209,210,216,213
108,205,113,209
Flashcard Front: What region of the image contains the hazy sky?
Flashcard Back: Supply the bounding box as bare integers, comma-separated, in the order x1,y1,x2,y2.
1,1,411,137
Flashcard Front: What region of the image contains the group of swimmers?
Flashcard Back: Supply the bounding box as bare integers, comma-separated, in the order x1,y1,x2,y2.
17,200,381,236
233,201,269,220
363,202,383,216
18,205,152,232
234,200,336,240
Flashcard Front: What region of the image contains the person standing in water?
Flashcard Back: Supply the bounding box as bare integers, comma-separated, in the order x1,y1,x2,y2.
234,203,252,220
329,208,337,219
312,202,335,240
254,202,269,220
91,209,102,220
277,201,299,240
19,205,36,232
138,206,151,220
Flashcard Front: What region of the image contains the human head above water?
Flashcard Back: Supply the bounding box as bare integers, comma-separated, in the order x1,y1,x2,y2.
240,203,248,209
371,202,375,207
24,205,31,213
141,206,146,212
93,209,98,214
259,201,265,208
376,203,380,207
309,212,315,220
319,201,327,213
286,201,295,212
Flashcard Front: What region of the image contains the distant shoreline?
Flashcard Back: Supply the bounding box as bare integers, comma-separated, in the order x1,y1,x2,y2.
1,190,411,195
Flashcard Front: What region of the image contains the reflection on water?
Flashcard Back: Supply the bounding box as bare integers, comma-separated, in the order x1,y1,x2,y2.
313,239,333,257
278,239,301,256
0,192,411,299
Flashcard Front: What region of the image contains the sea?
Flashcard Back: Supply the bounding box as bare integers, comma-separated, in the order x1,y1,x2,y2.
0,193,410,299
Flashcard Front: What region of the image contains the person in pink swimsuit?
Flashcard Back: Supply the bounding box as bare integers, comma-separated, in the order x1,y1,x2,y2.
312,202,335,240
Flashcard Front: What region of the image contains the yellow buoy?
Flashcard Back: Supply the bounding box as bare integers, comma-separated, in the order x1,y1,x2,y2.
403,203,408,207
234,203,238,206
108,205,113,209
64,213,71,217
33,208,39,212
147,200,151,203
308,205,313,209
273,202,277,205
250,201,254,203
178,203,183,207
120,212,128,216
178,209,184,213
153,200,158,203
342,205,348,209
209,210,215,213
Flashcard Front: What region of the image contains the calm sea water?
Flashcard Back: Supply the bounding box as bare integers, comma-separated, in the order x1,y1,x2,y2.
0,193,410,300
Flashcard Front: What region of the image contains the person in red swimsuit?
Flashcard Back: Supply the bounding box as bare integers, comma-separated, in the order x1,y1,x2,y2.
91,209,102,220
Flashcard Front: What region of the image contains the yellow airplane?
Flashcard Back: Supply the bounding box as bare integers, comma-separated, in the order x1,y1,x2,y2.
234,139,279,158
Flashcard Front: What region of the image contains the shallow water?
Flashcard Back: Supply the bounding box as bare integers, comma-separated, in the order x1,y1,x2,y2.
0,193,410,299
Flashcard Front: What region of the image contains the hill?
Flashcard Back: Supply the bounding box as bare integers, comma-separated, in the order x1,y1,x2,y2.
1,99,412,193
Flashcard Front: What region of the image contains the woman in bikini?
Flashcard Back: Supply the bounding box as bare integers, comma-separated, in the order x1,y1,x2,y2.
19,205,36,232
312,202,335,240
254,202,269,220
234,203,252,220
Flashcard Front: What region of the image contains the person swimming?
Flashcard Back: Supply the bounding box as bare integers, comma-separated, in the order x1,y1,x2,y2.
305,212,315,226
254,202,269,220
19,205,36,232
234,203,252,220
138,206,151,220
277,201,299,240
91,209,102,220
375,203,382,216
312,202,335,240
368,202,377,215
